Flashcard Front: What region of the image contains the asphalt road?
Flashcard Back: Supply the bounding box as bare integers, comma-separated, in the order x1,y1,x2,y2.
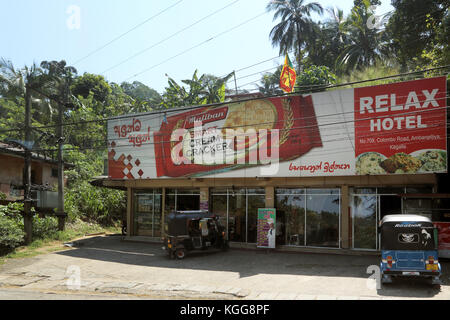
0,235,449,300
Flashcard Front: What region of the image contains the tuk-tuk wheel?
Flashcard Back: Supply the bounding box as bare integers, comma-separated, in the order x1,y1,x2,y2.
176,249,186,260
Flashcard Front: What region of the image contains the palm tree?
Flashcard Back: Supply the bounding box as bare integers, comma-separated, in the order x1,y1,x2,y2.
0,58,53,137
335,1,387,73
267,0,324,71
257,66,284,95
0,58,53,201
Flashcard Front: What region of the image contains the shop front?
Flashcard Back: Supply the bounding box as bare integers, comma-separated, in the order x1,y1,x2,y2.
98,76,447,252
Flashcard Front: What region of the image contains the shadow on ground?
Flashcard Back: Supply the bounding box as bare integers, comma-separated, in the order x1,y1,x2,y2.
55,235,449,298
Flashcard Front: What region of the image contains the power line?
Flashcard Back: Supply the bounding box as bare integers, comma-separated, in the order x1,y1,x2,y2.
31,121,450,163
72,0,185,66
31,100,450,152
1,66,448,134
124,11,269,81
101,0,243,75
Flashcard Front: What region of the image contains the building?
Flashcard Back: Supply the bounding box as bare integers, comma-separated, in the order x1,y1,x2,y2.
93,76,449,252
0,141,73,207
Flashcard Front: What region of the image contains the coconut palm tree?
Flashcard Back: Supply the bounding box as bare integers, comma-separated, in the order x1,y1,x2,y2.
266,0,324,70
0,58,54,200
335,0,388,73
0,58,54,134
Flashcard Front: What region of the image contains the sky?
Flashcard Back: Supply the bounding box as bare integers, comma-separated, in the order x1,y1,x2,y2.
1,0,393,94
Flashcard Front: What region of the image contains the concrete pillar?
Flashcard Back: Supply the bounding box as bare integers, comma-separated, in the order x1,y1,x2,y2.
161,187,166,237
127,187,133,237
341,185,350,249
265,186,275,208
200,187,209,211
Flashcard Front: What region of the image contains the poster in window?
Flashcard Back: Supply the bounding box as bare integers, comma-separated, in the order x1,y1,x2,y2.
257,208,276,249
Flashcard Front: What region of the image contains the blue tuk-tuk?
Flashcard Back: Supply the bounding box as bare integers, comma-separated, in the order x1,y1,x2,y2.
379,214,441,285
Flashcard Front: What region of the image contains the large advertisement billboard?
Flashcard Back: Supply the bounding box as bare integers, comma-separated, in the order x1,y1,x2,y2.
108,76,447,179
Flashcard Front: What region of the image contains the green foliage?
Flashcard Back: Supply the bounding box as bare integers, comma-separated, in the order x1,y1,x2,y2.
32,216,59,239
64,181,125,225
121,81,162,112
335,0,388,73
160,70,234,109
384,0,449,70
71,73,112,103
295,65,336,91
0,214,25,252
0,204,24,253
257,66,284,95
266,0,324,68
337,61,401,88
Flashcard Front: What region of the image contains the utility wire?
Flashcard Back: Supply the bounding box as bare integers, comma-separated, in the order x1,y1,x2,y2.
31,100,450,152
72,0,185,66
124,11,269,81
1,66,448,134
101,0,243,75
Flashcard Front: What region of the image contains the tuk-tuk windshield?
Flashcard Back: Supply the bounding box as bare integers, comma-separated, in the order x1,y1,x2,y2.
380,222,437,251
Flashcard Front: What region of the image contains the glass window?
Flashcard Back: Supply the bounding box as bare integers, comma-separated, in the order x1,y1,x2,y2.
133,189,162,237
377,187,405,195
351,188,377,195
153,194,162,237
210,194,228,237
247,194,265,243
246,188,265,195
210,188,228,195
228,192,246,242
177,188,200,195
306,194,340,248
352,195,377,249
306,188,340,195
406,187,433,194
276,193,306,246
276,189,305,195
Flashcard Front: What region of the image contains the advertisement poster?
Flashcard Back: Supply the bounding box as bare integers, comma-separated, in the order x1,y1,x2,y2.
108,76,447,179
257,208,276,249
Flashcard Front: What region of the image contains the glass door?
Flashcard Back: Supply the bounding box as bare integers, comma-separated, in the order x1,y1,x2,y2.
134,190,162,237
305,189,340,248
228,189,246,242
247,190,265,244
351,189,377,250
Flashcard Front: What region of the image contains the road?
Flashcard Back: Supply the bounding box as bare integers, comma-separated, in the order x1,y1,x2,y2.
0,235,449,300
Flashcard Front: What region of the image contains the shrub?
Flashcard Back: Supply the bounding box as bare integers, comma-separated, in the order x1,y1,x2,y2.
0,213,25,254
64,181,125,225
32,216,59,240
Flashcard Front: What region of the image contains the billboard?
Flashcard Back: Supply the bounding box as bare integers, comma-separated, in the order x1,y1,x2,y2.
108,76,447,179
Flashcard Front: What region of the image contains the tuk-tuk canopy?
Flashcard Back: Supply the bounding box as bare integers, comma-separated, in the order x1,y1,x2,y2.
379,214,437,251
166,211,216,236
379,214,433,226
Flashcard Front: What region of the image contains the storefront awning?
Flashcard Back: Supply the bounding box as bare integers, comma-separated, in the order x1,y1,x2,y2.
89,176,127,191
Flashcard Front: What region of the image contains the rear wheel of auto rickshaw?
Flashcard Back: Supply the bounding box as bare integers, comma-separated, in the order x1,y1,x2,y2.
176,249,186,260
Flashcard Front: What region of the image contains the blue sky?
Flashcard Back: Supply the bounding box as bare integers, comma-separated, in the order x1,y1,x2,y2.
1,0,393,94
